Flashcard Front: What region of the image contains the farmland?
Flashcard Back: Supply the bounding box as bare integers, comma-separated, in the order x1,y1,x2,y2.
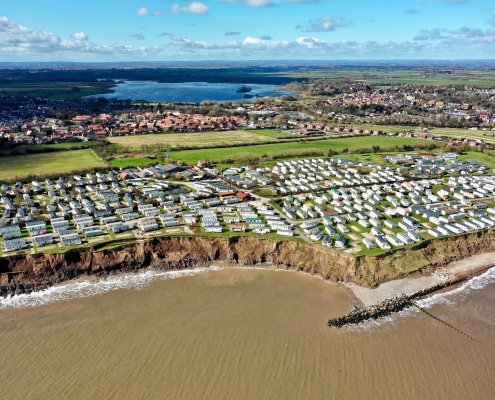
169,136,432,164
0,140,101,157
426,128,495,144
108,136,433,167
0,82,113,100
0,149,106,180
279,68,495,87
107,129,292,149
352,124,495,144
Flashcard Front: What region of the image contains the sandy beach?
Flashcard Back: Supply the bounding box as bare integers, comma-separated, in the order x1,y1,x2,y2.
346,251,495,307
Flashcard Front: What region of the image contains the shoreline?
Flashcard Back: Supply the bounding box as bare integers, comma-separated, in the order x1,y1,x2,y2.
0,251,493,323
2,234,495,303
345,251,495,307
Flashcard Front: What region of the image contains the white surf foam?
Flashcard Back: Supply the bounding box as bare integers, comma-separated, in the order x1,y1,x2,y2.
0,266,223,309
415,266,495,309
347,267,495,331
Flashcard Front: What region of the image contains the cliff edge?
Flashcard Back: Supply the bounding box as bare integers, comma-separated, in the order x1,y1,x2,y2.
1,231,495,297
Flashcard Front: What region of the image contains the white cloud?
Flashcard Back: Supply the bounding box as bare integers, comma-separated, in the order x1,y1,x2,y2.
301,16,348,32
226,0,318,6
295,36,326,48
0,16,61,52
71,32,88,41
242,36,289,49
172,2,209,15
0,16,162,59
414,24,495,43
137,6,162,16
243,0,273,7
172,37,239,49
170,28,495,59
137,7,149,16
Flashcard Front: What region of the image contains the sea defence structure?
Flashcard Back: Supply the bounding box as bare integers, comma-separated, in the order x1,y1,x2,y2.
327,277,465,328
1,230,495,298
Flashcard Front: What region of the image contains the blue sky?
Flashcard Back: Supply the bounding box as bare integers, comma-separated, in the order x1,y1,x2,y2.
1,0,494,61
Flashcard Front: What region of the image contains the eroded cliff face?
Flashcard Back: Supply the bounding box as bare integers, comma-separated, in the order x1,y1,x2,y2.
1,231,494,296
356,230,495,285
0,237,357,296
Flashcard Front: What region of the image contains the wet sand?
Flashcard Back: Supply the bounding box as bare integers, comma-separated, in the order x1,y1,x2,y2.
346,251,495,307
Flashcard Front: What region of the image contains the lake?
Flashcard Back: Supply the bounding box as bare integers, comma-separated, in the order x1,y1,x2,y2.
89,81,294,102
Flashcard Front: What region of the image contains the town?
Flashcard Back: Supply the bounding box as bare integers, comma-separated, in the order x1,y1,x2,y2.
2,78,495,150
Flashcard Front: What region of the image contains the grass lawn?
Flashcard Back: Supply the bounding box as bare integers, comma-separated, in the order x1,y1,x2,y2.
108,129,291,150
335,152,392,165
280,69,495,88
0,141,100,156
168,136,432,164
0,82,111,100
110,156,159,168
353,124,420,133
0,149,106,180
458,151,495,169
355,124,495,145
250,129,294,139
428,128,495,144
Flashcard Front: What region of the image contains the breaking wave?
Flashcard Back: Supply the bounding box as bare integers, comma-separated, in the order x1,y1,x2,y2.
347,267,495,331
415,266,495,309
0,266,223,309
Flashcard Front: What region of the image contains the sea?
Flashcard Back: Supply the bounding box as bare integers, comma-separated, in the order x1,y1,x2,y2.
87,81,294,102
1,266,494,400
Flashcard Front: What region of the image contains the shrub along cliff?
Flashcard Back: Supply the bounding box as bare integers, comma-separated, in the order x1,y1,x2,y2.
1,230,495,297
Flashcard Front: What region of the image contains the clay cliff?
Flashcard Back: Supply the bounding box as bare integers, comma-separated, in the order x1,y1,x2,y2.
1,231,495,297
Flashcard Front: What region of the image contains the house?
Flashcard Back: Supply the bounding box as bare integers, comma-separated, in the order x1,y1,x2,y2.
205,226,223,233
138,217,159,232
322,235,332,247
26,220,47,236
33,234,54,247
229,223,247,232
2,238,28,252
159,215,180,227
334,235,349,248
236,192,251,202
362,238,376,249
107,221,128,233
183,214,197,225
83,226,104,237
397,232,414,245
60,232,82,247
375,235,391,250
0,225,22,239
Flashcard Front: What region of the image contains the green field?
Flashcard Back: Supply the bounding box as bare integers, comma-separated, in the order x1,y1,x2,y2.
458,151,495,169
0,82,112,100
352,124,495,144
0,140,101,156
280,69,495,88
168,136,431,164
110,156,157,168
107,129,292,150
108,136,432,167
354,124,421,133
427,128,495,144
337,148,495,169
0,149,106,180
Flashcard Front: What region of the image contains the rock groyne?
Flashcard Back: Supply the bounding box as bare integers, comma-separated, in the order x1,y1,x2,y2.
327,277,465,328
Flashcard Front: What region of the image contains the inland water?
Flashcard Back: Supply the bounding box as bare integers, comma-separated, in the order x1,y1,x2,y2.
88,81,293,102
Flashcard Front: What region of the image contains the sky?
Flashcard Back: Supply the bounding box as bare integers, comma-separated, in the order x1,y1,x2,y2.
0,0,494,61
